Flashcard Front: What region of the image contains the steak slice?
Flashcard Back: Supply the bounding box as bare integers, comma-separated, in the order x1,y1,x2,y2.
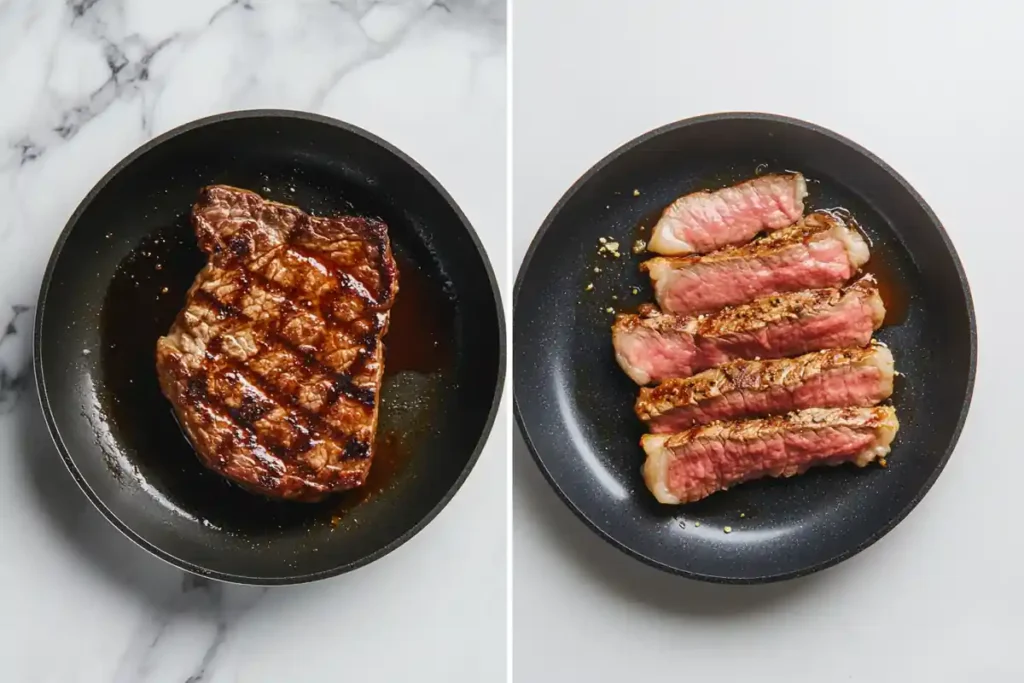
636,345,894,432
647,173,807,256
643,212,870,316
612,275,885,385
155,185,398,502
641,406,899,504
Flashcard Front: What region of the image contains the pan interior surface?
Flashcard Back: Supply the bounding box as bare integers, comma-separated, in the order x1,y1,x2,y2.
37,113,503,583
514,114,975,582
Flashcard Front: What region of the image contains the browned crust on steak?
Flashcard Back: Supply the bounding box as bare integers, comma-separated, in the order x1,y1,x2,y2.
635,345,891,420
641,212,850,272
615,275,882,338
641,406,899,504
652,405,897,450
155,185,398,501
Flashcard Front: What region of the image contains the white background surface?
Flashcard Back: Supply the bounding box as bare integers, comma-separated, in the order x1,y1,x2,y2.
513,1,1018,681
0,1,506,681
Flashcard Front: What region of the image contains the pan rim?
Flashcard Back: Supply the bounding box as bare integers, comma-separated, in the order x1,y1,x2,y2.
34,108,507,586
513,110,977,584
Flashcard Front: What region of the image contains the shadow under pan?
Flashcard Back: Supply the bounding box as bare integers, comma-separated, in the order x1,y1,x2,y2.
514,112,976,583
36,110,505,584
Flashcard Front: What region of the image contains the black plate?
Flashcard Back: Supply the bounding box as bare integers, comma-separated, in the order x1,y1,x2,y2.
514,112,976,583
36,110,504,584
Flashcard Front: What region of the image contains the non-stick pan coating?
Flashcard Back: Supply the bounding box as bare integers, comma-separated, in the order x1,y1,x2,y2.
36,110,504,584
514,113,975,583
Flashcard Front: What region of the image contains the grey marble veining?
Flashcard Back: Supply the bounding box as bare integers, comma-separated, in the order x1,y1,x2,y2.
0,304,31,414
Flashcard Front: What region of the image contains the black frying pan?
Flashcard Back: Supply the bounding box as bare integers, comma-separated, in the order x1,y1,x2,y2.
514,113,976,583
35,110,504,584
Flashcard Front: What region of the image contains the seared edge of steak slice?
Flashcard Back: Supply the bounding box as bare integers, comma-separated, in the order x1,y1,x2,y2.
641,406,899,505
155,185,398,501
648,173,807,256
636,345,894,431
611,275,885,385
643,212,870,316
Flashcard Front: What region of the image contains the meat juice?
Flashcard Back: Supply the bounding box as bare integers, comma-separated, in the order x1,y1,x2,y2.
830,209,909,327
859,251,909,327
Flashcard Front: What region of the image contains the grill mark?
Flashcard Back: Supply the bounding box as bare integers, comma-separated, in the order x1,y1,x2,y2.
193,288,378,409
196,187,395,306
288,212,394,306
247,242,375,307
191,289,375,462
179,360,371,470
232,246,381,366
175,366,287,474
342,439,370,461
285,242,381,307
200,206,392,414
219,356,319,446
223,368,372,466
255,263,382,394
325,367,377,409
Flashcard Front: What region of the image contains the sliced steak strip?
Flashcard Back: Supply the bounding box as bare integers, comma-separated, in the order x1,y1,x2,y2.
156,185,398,502
648,173,807,256
636,345,894,432
612,275,885,385
641,406,899,505
644,212,870,316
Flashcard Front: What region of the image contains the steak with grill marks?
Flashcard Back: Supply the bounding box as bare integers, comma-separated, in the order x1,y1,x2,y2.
155,185,398,502
636,345,894,432
647,173,807,256
641,406,899,505
612,275,885,385
643,211,870,316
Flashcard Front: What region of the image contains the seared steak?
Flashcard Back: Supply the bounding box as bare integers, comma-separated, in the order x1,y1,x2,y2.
648,173,807,255
636,345,894,432
155,185,398,502
641,406,899,504
643,212,870,316
612,276,885,385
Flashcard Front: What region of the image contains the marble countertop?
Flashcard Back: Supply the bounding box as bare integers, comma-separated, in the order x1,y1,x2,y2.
0,1,506,681
514,0,1019,681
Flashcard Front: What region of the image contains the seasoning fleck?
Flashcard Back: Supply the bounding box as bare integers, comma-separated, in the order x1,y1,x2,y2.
694,521,701,527
161,286,169,294
594,267,601,273
633,239,647,254
598,240,622,258
585,283,594,291
81,349,91,356
599,237,607,244
605,307,614,313
724,526,733,534
633,189,641,197
740,512,746,518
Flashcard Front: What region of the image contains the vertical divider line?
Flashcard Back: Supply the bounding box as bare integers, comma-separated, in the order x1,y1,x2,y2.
504,0,515,680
